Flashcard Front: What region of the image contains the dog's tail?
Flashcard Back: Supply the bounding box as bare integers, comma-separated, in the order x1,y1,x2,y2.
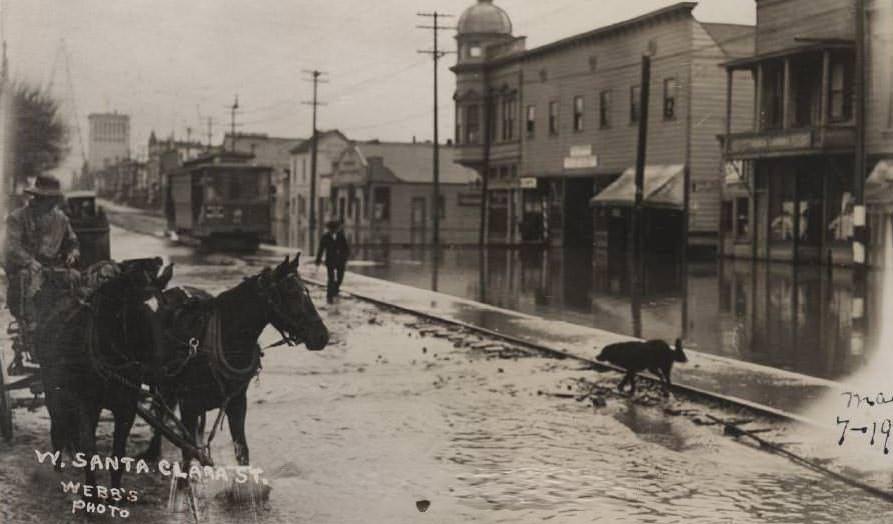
674,338,688,363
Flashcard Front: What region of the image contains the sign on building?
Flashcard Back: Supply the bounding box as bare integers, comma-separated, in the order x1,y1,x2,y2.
520,177,537,189
563,144,598,170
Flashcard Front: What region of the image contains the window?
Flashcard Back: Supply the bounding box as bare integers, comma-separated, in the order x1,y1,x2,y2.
888,57,893,128
599,90,612,128
469,45,482,58
829,58,852,122
501,96,516,141
499,166,508,180
465,104,480,144
764,63,784,129
573,96,584,132
663,78,678,120
455,105,463,145
526,105,536,138
721,201,733,234
549,101,559,135
630,86,641,123
438,195,445,219
735,197,749,240
373,186,391,220
489,98,498,142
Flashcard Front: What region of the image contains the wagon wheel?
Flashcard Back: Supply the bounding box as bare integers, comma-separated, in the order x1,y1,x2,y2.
0,350,13,442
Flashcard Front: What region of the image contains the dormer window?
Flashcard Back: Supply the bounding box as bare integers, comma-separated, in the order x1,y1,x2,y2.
469,44,482,58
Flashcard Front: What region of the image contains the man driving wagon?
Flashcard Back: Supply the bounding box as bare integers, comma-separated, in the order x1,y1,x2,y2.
4,174,80,372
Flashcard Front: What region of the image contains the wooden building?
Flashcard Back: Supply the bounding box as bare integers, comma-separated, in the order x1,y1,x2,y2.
722,0,893,266
452,0,754,250
329,141,481,246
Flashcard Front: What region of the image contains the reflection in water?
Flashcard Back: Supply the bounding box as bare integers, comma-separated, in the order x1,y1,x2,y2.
351,246,881,381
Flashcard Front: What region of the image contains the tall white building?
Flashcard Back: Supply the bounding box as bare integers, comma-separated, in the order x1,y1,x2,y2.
88,112,130,170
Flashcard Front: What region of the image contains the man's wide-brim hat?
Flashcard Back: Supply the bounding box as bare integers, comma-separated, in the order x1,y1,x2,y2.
24,174,63,197
326,219,342,228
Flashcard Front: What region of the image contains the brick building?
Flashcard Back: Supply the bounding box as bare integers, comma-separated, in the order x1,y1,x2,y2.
452,1,754,251
722,0,893,266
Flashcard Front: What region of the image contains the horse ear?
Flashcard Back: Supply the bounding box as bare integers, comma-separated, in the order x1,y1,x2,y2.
156,263,174,290
274,256,290,278
289,252,301,270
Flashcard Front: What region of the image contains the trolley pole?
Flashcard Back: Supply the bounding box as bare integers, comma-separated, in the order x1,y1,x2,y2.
303,70,328,256
229,95,239,151
417,11,454,248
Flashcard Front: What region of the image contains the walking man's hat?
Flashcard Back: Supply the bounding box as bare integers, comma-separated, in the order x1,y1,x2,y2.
24,174,63,197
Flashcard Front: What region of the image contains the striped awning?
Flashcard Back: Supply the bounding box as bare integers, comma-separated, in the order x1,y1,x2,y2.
589,164,685,210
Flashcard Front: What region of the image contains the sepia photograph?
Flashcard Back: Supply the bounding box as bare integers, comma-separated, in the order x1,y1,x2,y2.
1,0,893,522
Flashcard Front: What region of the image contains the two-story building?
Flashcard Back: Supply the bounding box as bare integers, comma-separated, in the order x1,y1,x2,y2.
722,0,893,266
330,140,480,246
452,0,754,252
288,130,351,250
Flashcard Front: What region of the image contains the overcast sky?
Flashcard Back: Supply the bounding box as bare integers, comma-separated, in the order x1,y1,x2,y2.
5,0,755,176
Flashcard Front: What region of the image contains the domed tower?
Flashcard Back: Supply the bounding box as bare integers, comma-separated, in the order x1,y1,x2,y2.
452,0,515,153
455,0,513,66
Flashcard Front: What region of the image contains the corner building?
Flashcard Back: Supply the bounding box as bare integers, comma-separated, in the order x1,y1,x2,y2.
452,0,754,251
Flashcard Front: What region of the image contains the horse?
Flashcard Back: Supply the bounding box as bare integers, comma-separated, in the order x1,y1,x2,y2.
36,257,173,490
138,253,328,471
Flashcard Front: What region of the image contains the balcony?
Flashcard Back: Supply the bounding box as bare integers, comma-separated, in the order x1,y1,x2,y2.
453,141,521,167
726,126,855,160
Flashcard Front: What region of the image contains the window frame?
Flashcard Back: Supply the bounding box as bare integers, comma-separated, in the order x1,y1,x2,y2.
549,100,559,135
630,85,641,124
599,90,612,129
573,96,585,132
663,77,678,120
526,105,536,138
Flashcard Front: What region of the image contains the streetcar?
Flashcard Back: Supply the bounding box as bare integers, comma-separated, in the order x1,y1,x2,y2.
164,151,273,251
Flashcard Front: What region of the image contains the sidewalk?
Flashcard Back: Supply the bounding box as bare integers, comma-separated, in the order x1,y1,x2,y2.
298,267,838,425
100,200,840,425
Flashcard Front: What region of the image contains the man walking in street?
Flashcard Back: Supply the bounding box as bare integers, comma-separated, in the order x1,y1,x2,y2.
315,219,350,302
4,174,80,370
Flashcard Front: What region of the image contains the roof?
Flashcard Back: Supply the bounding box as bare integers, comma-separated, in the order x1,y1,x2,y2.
590,164,685,209
701,23,755,58
350,142,478,185
510,2,697,63
223,134,305,169
724,39,853,69
458,0,512,36
290,130,350,154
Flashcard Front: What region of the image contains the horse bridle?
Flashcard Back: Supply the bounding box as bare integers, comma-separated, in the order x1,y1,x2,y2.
256,272,314,348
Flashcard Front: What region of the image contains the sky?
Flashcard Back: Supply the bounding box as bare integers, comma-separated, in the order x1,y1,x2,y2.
3,0,755,178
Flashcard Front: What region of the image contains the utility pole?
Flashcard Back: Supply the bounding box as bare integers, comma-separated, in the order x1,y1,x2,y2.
206,117,214,151
229,95,239,151
302,69,328,256
851,0,868,358
632,54,652,258
417,11,455,248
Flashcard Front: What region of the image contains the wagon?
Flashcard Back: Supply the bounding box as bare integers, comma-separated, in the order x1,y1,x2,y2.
63,190,111,268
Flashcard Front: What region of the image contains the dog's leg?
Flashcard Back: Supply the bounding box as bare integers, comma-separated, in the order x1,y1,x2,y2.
618,371,632,392
628,373,637,396
663,367,673,397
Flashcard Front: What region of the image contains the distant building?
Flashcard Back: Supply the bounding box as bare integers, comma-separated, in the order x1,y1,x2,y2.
452,0,754,252
147,131,204,209
330,140,481,246
88,113,130,171
288,130,351,250
223,133,305,246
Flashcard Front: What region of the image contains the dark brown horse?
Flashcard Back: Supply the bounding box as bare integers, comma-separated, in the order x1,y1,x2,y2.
36,258,172,490
139,254,328,470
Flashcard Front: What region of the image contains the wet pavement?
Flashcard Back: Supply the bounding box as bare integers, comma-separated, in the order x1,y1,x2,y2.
1,225,892,522
349,245,880,383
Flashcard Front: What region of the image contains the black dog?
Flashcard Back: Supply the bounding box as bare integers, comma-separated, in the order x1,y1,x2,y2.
596,339,687,397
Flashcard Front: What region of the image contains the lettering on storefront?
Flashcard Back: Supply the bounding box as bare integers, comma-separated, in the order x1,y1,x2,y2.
564,145,598,170
729,131,813,154
520,177,537,189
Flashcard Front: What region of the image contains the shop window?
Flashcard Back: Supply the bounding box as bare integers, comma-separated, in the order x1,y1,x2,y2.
502,96,517,141
764,63,784,129
630,86,641,123
526,105,536,138
549,101,559,135
769,174,795,242
455,106,463,145
721,201,733,234
735,197,750,240
663,78,678,120
373,186,390,220
826,167,854,244
573,96,584,132
600,90,612,128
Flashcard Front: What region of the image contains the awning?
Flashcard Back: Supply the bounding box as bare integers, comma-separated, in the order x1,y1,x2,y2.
866,160,893,206
589,164,685,209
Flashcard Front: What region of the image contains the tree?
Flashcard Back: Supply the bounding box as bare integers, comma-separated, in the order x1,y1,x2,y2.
8,81,69,187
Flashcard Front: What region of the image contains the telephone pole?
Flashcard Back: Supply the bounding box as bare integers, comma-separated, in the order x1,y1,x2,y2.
206,117,215,151
417,11,455,248
229,95,239,151
302,69,328,256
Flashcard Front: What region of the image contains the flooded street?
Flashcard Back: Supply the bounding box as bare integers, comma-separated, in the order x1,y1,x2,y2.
350,246,880,382
2,226,893,523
